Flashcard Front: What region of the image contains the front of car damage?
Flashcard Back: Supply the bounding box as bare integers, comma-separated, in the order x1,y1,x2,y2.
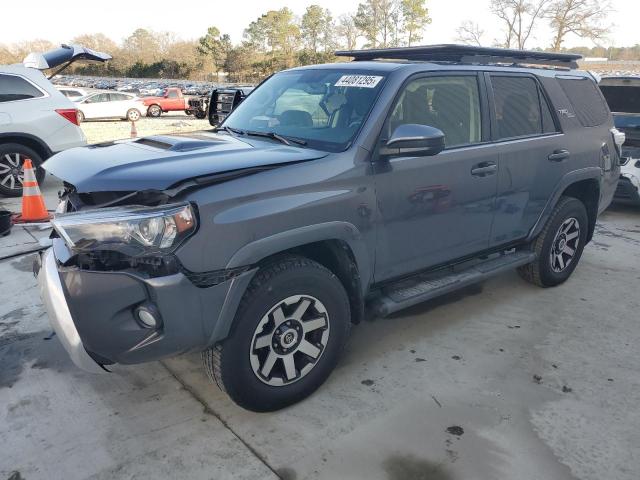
34,132,332,371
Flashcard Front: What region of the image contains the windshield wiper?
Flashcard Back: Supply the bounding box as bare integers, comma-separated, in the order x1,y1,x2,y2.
244,130,307,146
213,126,243,137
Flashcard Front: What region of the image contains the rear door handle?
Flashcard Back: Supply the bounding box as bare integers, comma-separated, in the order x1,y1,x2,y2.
548,149,570,162
471,162,497,177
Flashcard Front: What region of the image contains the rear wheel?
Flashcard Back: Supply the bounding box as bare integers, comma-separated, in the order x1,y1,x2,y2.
77,110,85,123
203,256,351,412
518,196,588,287
126,108,141,122
0,143,45,197
147,105,162,117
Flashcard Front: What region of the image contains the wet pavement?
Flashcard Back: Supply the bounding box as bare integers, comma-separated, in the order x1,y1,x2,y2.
0,203,639,479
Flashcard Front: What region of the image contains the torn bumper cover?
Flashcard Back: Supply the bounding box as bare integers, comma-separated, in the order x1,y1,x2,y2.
37,248,105,373
35,240,254,372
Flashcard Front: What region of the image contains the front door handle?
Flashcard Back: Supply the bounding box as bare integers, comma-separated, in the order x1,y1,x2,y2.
548,149,570,162
471,162,497,177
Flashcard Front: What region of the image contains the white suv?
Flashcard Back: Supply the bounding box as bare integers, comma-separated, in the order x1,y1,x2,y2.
0,44,110,197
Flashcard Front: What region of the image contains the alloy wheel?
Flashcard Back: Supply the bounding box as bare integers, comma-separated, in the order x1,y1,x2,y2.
249,295,330,386
550,217,580,273
0,153,25,191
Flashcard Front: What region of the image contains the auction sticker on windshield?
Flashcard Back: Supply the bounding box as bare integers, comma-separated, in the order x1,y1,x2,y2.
335,75,383,88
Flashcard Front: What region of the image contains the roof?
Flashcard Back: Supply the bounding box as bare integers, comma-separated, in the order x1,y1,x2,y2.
335,44,582,69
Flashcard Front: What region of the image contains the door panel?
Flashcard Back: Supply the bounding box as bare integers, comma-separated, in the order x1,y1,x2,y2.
373,74,498,282
374,145,499,281
487,74,569,246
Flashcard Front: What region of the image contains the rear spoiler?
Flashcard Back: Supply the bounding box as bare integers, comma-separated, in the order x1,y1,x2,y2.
23,44,112,79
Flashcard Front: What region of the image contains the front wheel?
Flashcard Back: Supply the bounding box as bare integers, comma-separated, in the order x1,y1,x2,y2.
518,196,588,287
203,256,351,412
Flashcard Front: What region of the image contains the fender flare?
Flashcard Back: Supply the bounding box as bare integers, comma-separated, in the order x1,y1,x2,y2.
527,167,601,242
207,221,372,345
0,132,53,158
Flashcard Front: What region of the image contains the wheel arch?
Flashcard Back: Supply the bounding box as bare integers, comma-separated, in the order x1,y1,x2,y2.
208,222,372,345
560,179,600,242
0,133,52,160
528,168,601,243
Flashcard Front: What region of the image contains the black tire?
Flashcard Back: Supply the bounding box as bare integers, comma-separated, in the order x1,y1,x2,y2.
147,104,162,117
518,196,588,287
195,111,207,119
77,110,85,123
126,108,141,122
0,143,46,197
203,255,351,412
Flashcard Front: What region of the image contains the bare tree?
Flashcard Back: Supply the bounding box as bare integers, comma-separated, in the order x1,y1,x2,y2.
456,21,485,46
546,0,611,51
490,0,549,49
336,14,359,50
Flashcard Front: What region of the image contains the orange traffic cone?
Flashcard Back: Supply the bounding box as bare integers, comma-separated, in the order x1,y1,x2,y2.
14,159,50,223
130,120,138,138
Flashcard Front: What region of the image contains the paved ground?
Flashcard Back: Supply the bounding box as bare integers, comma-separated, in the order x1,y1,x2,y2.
0,199,638,479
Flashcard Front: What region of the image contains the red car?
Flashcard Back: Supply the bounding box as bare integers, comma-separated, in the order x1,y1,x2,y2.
142,88,190,117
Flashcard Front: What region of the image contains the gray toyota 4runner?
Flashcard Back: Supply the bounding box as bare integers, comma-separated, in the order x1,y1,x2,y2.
36,45,622,412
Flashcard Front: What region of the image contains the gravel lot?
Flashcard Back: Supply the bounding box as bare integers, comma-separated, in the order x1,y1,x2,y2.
80,113,211,144
0,175,639,479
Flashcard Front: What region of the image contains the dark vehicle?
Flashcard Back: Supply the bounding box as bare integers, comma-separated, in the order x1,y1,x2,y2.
186,95,209,119
599,76,640,205
209,86,254,125
37,45,622,412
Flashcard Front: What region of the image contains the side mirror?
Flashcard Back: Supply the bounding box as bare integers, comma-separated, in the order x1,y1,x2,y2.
380,124,445,158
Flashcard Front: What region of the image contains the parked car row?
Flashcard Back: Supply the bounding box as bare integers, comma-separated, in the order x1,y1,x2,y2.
51,74,216,97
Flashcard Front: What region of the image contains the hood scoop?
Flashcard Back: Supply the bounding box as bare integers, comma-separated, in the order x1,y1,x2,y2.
134,136,229,152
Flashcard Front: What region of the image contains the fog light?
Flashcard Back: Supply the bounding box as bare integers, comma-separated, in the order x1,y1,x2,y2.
136,306,159,328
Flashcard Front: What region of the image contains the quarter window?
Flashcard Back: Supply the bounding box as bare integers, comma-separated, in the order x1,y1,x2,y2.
388,75,482,148
558,77,609,127
0,74,44,103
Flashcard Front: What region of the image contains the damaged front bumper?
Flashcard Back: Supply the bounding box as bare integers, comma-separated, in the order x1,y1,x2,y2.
35,239,256,372
37,248,106,373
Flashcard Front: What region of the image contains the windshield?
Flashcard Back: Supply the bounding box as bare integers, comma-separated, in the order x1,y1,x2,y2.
223,69,387,152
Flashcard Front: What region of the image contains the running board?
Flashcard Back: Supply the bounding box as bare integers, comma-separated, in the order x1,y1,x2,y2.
371,251,536,317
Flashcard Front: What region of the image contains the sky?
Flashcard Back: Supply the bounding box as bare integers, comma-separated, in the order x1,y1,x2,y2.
3,0,639,49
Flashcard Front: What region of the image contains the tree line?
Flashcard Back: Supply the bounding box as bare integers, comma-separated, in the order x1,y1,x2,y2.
0,0,635,83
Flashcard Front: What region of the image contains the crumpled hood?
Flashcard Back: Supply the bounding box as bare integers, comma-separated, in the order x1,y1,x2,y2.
43,132,328,192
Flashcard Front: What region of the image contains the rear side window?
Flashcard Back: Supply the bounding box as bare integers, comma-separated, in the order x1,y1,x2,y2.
0,74,44,102
557,77,609,127
491,75,557,139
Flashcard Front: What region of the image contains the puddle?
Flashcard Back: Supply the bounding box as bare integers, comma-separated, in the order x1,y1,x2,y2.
382,454,454,480
0,330,72,388
10,253,37,273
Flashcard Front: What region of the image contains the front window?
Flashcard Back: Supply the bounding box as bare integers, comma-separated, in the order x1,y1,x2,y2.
223,69,387,151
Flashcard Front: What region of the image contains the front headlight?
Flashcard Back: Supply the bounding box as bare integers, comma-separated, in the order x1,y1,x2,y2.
51,203,197,256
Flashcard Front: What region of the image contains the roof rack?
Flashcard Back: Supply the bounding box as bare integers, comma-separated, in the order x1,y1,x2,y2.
335,44,582,69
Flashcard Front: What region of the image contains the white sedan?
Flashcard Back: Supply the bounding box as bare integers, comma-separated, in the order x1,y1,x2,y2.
74,92,144,122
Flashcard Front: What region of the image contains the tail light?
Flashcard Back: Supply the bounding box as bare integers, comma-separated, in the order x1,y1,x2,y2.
56,108,80,126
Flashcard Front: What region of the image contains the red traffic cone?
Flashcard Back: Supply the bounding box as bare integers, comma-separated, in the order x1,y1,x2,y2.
13,159,50,223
